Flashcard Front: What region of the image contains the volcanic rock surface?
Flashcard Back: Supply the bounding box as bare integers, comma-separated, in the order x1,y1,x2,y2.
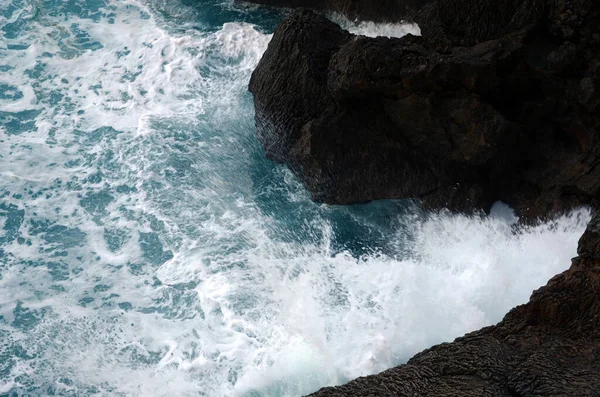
249,1,600,217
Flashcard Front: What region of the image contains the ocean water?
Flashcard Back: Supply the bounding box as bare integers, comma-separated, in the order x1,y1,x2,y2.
0,1,591,396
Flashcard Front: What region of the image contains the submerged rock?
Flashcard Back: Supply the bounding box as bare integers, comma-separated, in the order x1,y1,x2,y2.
249,1,600,217
308,212,600,396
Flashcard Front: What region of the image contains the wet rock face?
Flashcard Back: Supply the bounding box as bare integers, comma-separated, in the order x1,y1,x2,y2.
578,211,600,259
308,215,600,396
249,1,600,216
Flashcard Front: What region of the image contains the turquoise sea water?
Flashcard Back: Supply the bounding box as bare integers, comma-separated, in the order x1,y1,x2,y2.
0,1,591,396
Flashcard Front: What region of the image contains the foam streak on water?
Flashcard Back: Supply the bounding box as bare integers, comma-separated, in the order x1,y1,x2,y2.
0,1,590,396
328,13,420,38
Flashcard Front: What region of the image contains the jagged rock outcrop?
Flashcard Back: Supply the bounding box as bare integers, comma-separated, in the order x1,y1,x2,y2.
308,211,600,396
249,1,600,216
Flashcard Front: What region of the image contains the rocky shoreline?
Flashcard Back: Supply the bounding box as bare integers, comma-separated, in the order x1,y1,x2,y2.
245,0,600,395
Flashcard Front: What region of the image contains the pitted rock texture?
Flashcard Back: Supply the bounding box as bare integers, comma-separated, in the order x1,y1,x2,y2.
249,2,600,216
308,212,600,396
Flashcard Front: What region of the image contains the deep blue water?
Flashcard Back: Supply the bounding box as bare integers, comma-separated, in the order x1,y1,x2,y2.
0,1,590,396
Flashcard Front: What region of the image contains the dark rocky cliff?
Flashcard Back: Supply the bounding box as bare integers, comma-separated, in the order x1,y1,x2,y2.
249,1,600,217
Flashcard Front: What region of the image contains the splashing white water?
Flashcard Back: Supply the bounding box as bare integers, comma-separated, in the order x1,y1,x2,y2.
329,13,421,38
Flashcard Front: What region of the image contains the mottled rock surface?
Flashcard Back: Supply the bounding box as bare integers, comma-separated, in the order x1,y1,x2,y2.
308,212,600,396
249,1,600,216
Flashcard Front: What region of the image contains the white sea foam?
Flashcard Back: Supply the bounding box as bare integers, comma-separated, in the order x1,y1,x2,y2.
2,198,588,396
330,13,421,38
0,0,591,396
